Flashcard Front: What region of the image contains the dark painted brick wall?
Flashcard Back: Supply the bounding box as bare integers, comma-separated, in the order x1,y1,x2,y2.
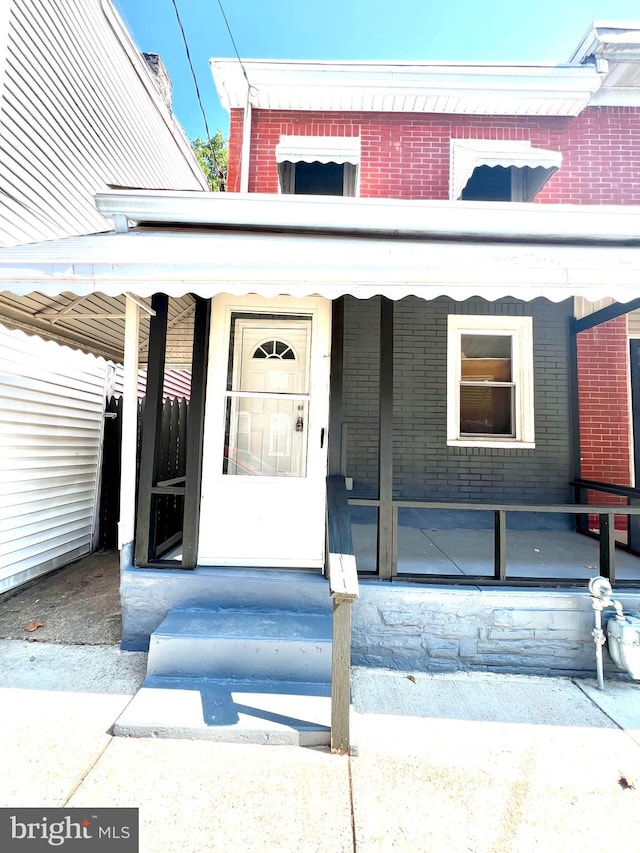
343,296,574,506
343,297,380,499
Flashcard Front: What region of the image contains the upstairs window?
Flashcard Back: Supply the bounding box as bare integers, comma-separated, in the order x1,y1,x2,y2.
450,140,561,202
460,165,513,201
447,315,535,448
275,136,360,197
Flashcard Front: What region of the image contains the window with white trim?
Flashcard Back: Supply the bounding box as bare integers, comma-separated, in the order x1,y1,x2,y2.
447,315,535,448
449,140,561,202
275,136,360,197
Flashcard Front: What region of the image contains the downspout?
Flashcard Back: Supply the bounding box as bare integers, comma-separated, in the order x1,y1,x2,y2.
118,296,140,571
239,94,252,193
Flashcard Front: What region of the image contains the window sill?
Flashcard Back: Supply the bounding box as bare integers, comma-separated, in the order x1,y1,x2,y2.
447,438,535,450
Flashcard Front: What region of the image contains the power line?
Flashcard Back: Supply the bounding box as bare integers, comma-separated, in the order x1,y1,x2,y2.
170,0,224,189
215,0,254,94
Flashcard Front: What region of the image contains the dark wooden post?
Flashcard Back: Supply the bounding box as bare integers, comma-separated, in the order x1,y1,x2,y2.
629,339,640,553
378,297,394,580
181,296,211,569
494,510,507,581
328,298,345,477
599,512,616,584
135,294,168,566
568,318,586,534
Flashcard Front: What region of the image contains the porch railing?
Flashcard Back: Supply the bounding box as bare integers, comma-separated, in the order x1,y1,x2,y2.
326,475,359,755
350,496,640,587
572,478,640,555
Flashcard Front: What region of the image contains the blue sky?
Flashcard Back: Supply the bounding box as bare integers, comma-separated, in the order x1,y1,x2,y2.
113,0,640,142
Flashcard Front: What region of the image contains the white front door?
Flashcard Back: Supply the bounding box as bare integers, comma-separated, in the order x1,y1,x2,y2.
198,295,332,567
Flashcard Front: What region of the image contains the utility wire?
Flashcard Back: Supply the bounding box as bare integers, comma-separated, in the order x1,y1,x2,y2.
170,0,224,189
216,0,254,94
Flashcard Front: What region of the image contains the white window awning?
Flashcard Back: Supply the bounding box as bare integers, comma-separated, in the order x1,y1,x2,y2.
275,135,361,165
451,140,562,201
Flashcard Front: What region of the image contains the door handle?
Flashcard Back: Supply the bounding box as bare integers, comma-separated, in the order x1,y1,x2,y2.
320,427,325,448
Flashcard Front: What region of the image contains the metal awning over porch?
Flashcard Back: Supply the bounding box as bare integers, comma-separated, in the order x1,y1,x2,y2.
0,189,639,373
2,226,640,304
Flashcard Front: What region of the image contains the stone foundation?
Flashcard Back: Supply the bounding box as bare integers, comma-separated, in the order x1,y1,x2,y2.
353,581,640,677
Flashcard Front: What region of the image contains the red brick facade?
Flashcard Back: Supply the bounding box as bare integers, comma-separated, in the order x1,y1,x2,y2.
227,106,640,205
577,316,631,487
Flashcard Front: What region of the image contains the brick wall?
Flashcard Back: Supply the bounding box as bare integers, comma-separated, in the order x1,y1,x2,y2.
577,316,631,523
343,297,380,499
343,296,574,515
227,106,640,204
227,109,244,192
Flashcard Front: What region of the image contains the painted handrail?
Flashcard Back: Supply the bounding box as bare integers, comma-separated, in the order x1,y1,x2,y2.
350,495,640,585
571,478,640,499
326,476,359,599
326,475,359,755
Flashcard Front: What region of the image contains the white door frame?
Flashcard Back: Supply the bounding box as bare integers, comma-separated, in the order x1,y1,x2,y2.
198,294,332,568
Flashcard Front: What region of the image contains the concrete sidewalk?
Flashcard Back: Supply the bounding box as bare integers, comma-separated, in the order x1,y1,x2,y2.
1,639,639,852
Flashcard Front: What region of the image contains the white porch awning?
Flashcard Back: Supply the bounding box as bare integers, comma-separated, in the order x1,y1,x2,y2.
450,140,562,201
275,135,361,165
2,192,640,360
1,227,639,304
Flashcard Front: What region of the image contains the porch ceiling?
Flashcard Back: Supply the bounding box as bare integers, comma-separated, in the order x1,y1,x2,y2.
0,289,195,364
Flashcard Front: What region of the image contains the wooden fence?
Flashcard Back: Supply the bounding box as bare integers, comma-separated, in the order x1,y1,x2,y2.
98,396,188,550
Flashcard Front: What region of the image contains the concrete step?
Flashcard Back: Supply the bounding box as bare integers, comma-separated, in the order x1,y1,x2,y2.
121,568,332,651
147,607,333,682
114,675,331,746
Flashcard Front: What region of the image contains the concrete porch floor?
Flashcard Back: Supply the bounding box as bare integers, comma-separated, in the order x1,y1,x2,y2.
2,526,640,650
353,524,640,580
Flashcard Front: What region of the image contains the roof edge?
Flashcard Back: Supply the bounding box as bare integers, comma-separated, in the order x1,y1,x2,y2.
210,58,602,117
95,189,640,244
569,21,640,64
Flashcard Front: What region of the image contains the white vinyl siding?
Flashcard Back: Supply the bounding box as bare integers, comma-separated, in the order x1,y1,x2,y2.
0,324,109,592
0,0,206,248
